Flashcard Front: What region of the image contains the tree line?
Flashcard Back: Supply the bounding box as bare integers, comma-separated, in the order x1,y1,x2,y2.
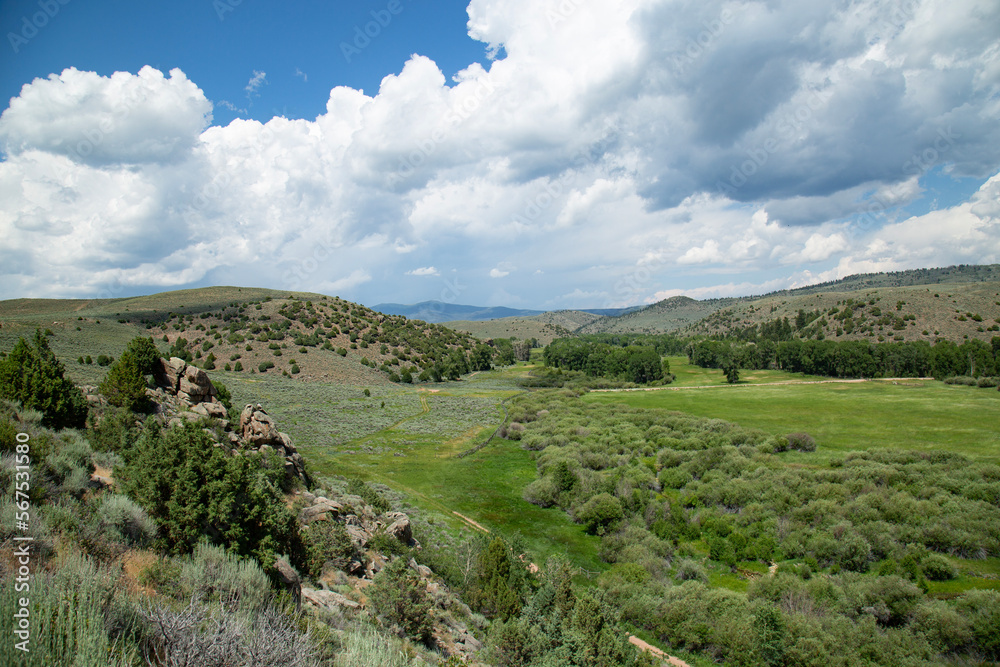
543,336,681,384
686,337,1000,379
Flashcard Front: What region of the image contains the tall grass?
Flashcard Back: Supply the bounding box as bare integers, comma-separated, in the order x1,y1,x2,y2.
0,554,139,666
334,628,412,667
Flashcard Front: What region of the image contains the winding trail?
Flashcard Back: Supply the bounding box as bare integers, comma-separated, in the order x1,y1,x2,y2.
351,391,430,446
452,511,490,534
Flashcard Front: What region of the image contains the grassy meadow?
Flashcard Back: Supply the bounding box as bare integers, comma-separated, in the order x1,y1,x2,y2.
222,366,607,574
588,356,1000,463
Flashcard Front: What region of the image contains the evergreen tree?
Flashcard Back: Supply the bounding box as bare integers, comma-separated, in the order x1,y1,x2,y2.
0,330,87,428
117,422,300,569
99,351,148,412
123,336,161,375
368,558,434,644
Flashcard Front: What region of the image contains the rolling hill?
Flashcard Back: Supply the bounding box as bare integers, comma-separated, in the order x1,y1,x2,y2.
0,287,487,386
577,264,1000,340
443,310,606,345
372,301,547,323
680,280,1000,343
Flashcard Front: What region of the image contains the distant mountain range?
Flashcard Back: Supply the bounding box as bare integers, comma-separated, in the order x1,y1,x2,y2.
371,300,636,323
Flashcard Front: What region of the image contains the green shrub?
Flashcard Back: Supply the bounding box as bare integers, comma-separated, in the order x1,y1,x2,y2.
346,478,392,513
123,336,161,375
0,554,138,666
910,600,972,651
98,493,157,546
99,351,148,412
87,407,140,452
302,520,357,578
0,330,87,429
368,558,434,644
44,432,94,497
576,493,624,534
955,589,1000,660
118,422,302,569
179,542,273,610
921,553,958,581
138,557,185,598
786,432,816,452
332,628,411,667
0,416,17,453
674,558,708,583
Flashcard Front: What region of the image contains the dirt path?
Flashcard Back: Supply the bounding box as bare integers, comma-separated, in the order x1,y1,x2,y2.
592,377,934,393
628,636,691,667
452,511,490,533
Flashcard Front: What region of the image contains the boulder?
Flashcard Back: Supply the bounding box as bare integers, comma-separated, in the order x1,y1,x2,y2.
300,500,343,523
345,524,370,549
301,587,361,611
154,357,187,392
365,553,387,579
385,513,413,545
178,366,209,400
240,404,281,446
278,432,296,454
408,558,432,579
191,402,227,419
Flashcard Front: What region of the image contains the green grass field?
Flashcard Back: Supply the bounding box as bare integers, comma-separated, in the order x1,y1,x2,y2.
222,367,606,573
588,358,1000,463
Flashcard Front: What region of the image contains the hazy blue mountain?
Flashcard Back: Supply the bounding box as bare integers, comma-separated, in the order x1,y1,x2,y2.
372,301,639,323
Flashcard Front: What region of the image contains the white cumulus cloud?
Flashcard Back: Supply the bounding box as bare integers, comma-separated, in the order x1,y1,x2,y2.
1,0,999,305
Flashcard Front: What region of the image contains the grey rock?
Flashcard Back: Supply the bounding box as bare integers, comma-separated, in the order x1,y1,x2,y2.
302,587,361,611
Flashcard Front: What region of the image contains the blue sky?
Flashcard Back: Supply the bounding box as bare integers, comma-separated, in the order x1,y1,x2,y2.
1,0,486,124
1,0,999,309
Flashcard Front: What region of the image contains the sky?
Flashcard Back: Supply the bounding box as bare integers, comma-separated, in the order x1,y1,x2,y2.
1,0,998,310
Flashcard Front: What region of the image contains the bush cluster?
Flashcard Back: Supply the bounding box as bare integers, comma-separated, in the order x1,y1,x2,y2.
509,389,1000,663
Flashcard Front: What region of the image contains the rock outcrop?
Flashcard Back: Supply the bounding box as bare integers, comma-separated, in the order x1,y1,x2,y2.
145,357,308,485
294,485,485,663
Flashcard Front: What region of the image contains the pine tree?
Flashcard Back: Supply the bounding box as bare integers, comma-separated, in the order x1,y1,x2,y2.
99,351,148,411
0,330,87,428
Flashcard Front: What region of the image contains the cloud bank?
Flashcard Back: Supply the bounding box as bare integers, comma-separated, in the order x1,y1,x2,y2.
1,0,999,306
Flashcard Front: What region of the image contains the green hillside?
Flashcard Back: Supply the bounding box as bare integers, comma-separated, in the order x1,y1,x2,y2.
682,281,1000,343
443,309,603,344
579,264,1000,340
578,295,738,335
0,287,489,386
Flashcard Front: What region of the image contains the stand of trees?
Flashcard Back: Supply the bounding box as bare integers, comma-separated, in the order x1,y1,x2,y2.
544,337,674,384
687,337,1000,379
